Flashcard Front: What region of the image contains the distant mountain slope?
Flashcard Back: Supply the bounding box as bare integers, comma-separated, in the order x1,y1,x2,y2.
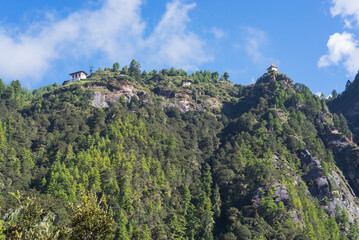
1,66,359,239
328,73,359,142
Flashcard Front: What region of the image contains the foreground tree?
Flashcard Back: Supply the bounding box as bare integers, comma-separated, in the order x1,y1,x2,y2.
4,191,115,240
4,191,62,240
69,192,115,240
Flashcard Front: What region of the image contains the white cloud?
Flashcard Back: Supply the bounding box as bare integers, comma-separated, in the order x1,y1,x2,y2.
0,0,144,83
0,29,55,80
344,19,353,28
0,0,212,84
144,0,213,70
319,0,359,75
331,0,359,25
318,32,359,76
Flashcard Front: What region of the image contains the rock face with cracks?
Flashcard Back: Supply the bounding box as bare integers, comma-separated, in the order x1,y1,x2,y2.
300,150,331,200
299,149,359,223
91,82,222,112
323,133,359,196
91,84,147,108
249,149,359,226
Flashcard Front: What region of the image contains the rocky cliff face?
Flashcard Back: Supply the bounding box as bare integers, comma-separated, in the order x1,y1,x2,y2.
91,84,148,108
249,149,359,225
323,133,359,196
300,150,359,222
300,150,331,200
90,81,222,112
251,181,304,225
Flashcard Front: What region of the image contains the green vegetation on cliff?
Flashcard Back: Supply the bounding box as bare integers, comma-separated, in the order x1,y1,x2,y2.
1,62,359,239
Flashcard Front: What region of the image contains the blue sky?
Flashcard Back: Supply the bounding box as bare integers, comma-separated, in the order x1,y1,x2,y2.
0,0,358,96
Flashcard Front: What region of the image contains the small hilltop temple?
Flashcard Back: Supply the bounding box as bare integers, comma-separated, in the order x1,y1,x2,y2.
267,64,278,73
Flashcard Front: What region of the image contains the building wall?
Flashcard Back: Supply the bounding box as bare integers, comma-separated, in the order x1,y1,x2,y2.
71,72,87,82
268,67,278,72
71,76,80,82
80,73,86,79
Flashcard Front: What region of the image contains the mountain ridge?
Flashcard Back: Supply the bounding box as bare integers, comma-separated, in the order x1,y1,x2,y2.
1,66,359,239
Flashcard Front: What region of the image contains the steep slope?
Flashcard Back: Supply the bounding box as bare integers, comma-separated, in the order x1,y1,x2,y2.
211,72,359,239
1,68,359,239
328,73,359,141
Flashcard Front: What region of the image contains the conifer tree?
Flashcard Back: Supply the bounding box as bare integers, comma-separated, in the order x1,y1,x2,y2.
112,62,120,72
129,59,141,81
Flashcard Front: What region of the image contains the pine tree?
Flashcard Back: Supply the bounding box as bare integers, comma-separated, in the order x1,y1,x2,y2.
202,163,213,196
182,185,191,213
168,213,187,239
0,79,5,96
129,59,141,81
331,89,338,99
327,217,340,240
21,149,34,174
118,210,130,240
0,120,6,161
212,184,222,219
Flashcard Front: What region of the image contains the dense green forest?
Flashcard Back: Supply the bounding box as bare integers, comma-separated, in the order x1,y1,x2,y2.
1,61,359,239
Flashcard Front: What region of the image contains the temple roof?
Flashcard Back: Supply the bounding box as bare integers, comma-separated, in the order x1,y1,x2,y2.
69,71,88,76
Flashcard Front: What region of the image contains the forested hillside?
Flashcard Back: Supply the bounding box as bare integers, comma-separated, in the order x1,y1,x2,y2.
1,61,359,239
328,73,359,143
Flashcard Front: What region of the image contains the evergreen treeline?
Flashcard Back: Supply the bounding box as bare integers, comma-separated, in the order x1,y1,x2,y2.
0,63,358,239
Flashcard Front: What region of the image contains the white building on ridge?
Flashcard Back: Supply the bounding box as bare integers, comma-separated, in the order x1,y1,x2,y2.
267,64,278,73
69,71,88,82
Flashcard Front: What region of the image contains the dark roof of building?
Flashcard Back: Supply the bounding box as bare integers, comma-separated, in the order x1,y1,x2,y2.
69,71,88,76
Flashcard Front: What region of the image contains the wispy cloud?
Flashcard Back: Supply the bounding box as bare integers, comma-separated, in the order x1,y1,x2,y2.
344,19,353,28
244,27,267,63
210,27,225,39
0,0,212,85
237,27,276,65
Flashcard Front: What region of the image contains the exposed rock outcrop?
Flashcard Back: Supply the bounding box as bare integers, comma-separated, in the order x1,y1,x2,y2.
161,98,221,113
90,81,222,113
91,84,148,108
323,133,359,196
93,91,109,108
326,170,359,222
162,99,197,113
300,150,330,200
299,149,359,222
251,149,359,225
251,181,303,225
